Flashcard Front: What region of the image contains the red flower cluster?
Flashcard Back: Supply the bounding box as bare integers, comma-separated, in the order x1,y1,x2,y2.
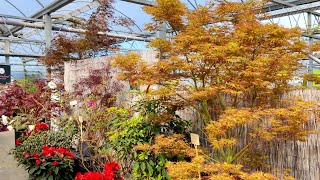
15,139,22,145
75,162,123,180
42,145,74,159
24,152,31,158
36,159,41,166
53,160,59,166
75,172,105,180
32,152,40,159
23,145,74,166
15,123,50,146
104,162,120,180
33,122,49,133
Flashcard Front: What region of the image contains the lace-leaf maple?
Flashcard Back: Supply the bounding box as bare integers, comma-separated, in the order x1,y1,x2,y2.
113,0,320,178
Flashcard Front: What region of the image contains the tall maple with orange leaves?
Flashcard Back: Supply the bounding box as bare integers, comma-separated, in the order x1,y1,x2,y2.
113,0,319,178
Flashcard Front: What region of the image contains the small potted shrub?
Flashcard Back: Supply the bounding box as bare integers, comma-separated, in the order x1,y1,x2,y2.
11,124,74,180
22,145,75,180
11,114,38,141
13,120,48,143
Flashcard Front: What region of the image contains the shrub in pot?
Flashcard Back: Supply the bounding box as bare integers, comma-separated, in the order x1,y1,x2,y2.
11,124,74,180
11,114,38,141
22,145,75,180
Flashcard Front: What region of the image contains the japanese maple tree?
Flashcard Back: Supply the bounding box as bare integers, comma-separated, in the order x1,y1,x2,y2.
40,0,131,79
113,0,319,178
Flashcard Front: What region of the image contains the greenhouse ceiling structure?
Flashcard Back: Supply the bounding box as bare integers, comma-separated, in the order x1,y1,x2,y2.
0,0,320,79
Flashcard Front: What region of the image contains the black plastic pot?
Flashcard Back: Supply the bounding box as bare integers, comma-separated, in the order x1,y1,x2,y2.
74,155,91,173
73,141,102,173
14,129,26,141
81,141,94,157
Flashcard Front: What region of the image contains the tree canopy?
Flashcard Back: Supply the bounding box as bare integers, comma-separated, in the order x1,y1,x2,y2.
113,0,319,178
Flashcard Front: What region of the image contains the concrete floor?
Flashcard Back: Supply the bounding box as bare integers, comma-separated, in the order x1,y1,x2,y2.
0,131,28,180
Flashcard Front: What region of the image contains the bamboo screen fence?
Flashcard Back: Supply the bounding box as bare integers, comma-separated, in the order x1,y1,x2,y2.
178,90,320,180
265,90,320,179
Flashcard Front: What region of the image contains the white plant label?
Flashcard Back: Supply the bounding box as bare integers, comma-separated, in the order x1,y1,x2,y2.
190,133,200,146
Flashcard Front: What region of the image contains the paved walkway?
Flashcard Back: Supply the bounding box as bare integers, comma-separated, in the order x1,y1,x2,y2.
0,131,28,180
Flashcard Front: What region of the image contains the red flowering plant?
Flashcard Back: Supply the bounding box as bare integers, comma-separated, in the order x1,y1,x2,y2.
14,122,49,146
11,125,74,180
33,122,50,133
75,162,123,180
22,145,75,180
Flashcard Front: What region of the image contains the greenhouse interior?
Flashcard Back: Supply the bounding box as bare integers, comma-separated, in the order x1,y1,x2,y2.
1,0,320,179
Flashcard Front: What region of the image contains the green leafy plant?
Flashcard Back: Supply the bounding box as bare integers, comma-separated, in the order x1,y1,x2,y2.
10,114,36,131
108,113,169,180
16,74,41,93
106,98,191,180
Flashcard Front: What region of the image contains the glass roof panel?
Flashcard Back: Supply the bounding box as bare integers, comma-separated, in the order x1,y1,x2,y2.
1,0,319,81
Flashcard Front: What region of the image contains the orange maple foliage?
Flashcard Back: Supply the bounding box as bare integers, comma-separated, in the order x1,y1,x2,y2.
113,0,320,178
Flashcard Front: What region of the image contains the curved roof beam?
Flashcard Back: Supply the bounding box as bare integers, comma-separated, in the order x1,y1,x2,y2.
268,1,320,19
4,0,27,17
0,19,151,41
52,1,100,22
112,8,143,32
120,0,155,6
35,0,45,8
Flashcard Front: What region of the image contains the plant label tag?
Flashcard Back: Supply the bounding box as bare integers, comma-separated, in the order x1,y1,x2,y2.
190,133,200,146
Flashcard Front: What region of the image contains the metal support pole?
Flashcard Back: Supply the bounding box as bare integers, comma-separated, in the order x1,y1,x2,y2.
44,14,52,79
23,60,27,80
44,14,52,49
5,40,10,65
307,13,313,87
156,23,166,39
